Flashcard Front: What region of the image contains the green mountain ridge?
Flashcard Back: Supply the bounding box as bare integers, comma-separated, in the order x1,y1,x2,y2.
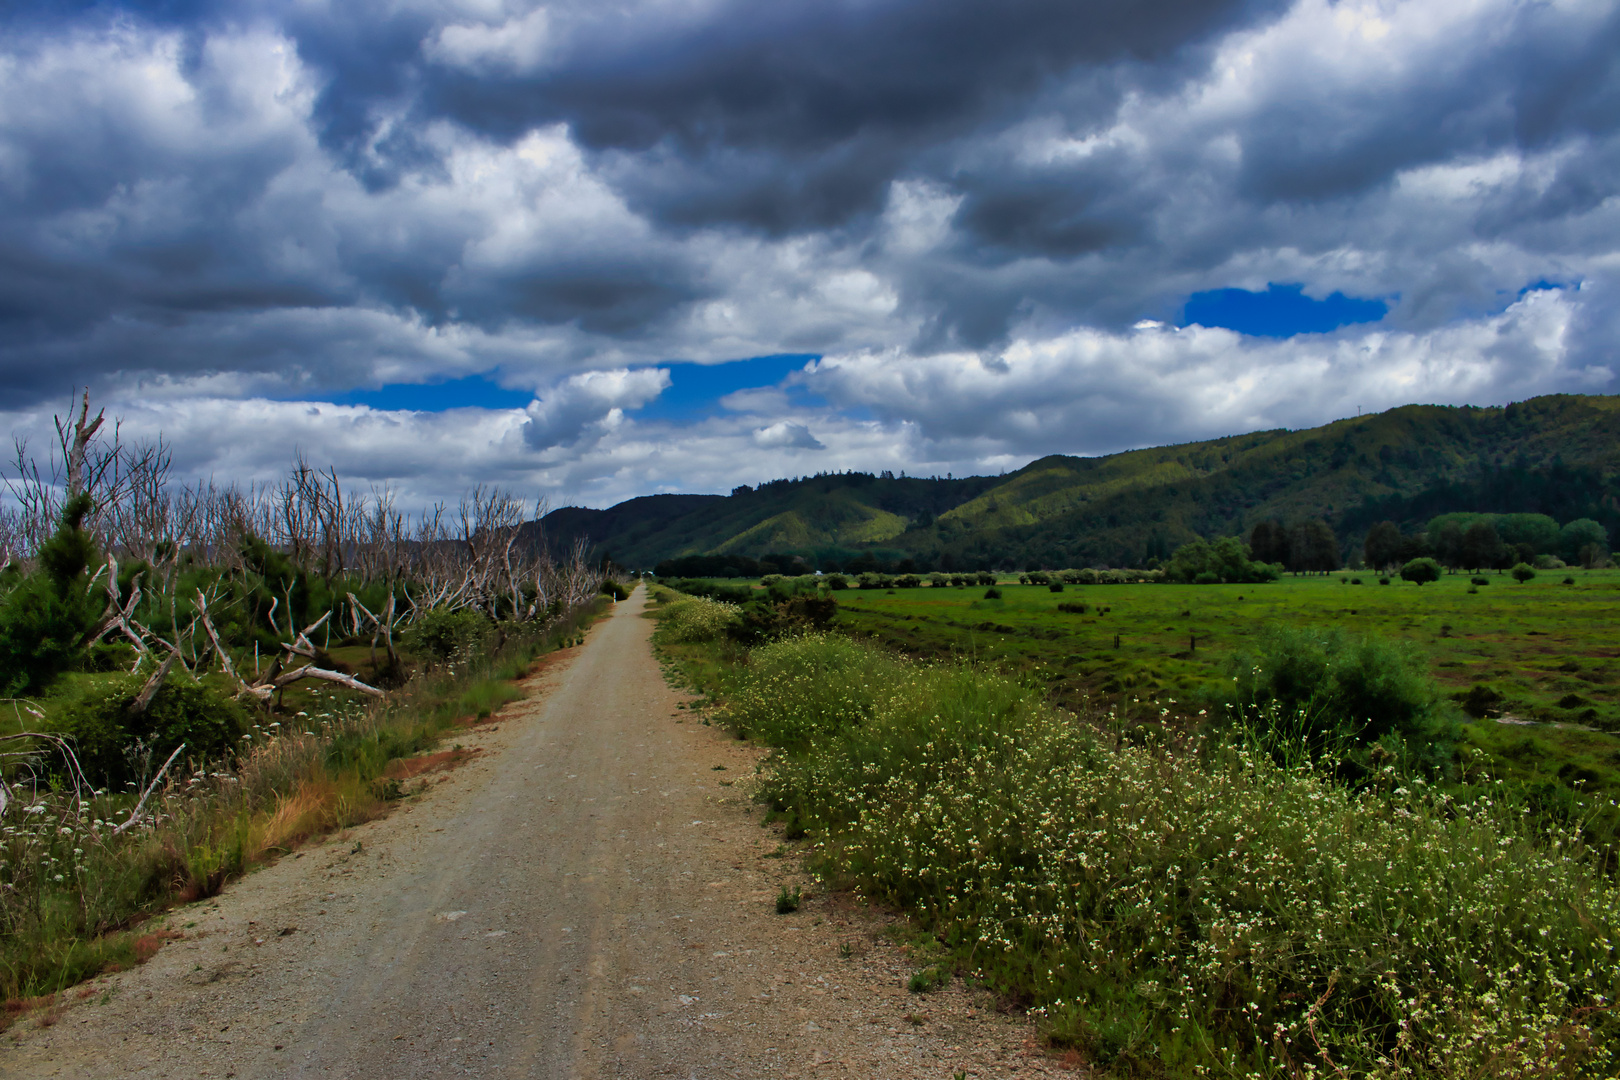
537,394,1620,570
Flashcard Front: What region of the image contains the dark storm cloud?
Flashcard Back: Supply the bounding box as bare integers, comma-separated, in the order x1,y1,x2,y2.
418,0,1287,232
1233,3,1620,204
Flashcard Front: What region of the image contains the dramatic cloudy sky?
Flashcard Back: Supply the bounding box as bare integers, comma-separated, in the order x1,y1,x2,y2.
1,0,1616,509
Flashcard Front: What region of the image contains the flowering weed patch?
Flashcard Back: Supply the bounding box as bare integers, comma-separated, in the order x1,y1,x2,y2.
728,634,1620,1077
657,595,743,643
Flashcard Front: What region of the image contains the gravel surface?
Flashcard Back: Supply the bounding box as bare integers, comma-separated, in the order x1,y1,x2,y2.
4,586,1072,1079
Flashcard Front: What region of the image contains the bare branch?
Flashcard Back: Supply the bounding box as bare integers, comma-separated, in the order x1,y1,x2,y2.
111,742,186,835
128,652,180,718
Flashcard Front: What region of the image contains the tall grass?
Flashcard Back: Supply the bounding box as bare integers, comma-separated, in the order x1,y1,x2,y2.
0,596,605,1008
726,634,1620,1077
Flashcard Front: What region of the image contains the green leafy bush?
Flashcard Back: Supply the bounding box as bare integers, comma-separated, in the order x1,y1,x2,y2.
1164,536,1280,584
1218,625,1454,770
48,671,251,787
402,607,491,661
1511,562,1537,583
1400,556,1442,585
599,578,630,601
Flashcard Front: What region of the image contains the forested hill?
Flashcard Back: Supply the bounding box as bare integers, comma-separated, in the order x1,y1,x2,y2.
537,393,1620,571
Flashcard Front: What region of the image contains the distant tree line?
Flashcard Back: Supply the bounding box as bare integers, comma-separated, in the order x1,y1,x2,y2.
1361,512,1609,572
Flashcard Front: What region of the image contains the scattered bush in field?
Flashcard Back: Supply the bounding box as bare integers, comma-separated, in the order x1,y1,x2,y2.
1048,582,1064,592
1470,575,1490,586
976,573,997,586
1379,576,1391,584
657,596,742,643
1056,602,1089,614
825,574,849,590
1458,683,1503,718
983,587,1002,599
732,637,1619,1076
929,574,948,587
1511,562,1537,583
49,671,252,787
599,578,630,600
1564,576,1577,585
775,885,802,914
1219,625,1453,770
402,607,491,661
1400,556,1442,585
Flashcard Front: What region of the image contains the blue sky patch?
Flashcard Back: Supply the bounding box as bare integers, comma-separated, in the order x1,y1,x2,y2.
1181,283,1389,338
322,355,821,418
328,374,533,412
635,354,821,422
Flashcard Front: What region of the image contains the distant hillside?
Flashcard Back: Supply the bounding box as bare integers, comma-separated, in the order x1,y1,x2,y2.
538,394,1620,571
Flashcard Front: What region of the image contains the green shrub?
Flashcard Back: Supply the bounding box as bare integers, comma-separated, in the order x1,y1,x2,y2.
720,634,890,747
1400,556,1442,585
599,578,630,601
47,671,251,788
402,607,491,661
983,587,1002,599
1511,562,1537,584
1165,536,1279,584
1218,625,1454,771
1470,575,1490,586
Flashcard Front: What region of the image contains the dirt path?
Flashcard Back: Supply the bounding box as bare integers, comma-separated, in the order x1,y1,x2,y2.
3,586,1068,1079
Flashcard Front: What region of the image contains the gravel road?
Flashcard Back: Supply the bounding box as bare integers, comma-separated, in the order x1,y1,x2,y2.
4,586,1069,1079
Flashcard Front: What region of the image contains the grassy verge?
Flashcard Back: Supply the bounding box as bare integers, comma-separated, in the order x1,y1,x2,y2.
0,597,606,1013
648,592,1620,1077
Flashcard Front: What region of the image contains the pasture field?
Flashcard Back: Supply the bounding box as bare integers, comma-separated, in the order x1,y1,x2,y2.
706,569,1620,807
839,569,1620,807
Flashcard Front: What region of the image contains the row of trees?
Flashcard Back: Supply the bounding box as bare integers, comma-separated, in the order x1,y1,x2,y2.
1363,513,1610,573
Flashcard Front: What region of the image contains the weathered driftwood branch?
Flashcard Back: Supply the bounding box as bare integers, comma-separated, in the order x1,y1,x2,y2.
128,652,179,717
270,664,385,697
1,728,92,819
195,593,250,695
111,742,185,836
85,555,146,651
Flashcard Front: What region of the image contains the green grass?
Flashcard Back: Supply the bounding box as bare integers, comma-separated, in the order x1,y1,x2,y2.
829,569,1620,808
